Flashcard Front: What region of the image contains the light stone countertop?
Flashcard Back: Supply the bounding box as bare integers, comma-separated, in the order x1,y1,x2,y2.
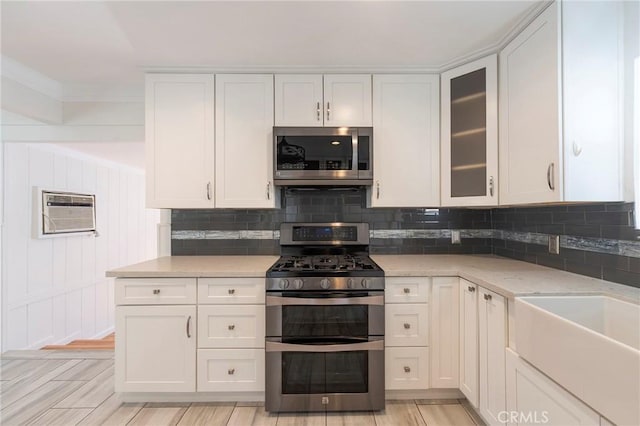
372,254,640,303
106,254,639,304
106,255,279,278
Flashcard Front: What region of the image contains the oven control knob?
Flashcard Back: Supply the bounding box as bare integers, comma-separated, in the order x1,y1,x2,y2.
292,279,304,290
361,279,371,289
279,279,290,290
320,278,331,289
347,278,357,289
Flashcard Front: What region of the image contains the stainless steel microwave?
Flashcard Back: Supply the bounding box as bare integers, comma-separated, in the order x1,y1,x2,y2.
273,127,373,186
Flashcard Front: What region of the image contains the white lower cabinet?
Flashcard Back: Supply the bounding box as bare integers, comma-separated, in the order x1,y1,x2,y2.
196,278,265,393
197,349,265,392
506,349,600,426
458,279,507,426
385,303,429,347
459,279,479,408
385,347,430,390
115,304,196,392
430,277,459,388
384,277,430,391
479,286,507,426
115,277,265,396
197,305,265,348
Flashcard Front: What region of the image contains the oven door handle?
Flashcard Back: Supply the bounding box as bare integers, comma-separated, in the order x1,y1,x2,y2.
266,295,384,306
266,340,384,353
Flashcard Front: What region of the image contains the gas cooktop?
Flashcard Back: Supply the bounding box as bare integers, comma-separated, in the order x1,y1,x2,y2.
266,223,384,281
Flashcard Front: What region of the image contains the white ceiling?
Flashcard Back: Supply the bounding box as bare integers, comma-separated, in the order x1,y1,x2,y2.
1,0,542,86
1,0,542,170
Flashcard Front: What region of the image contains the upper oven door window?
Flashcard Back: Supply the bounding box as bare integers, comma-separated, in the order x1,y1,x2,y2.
274,127,359,178
282,303,368,339
266,292,385,338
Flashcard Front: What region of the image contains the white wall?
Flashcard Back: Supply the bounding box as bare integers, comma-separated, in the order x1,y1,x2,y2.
2,142,159,351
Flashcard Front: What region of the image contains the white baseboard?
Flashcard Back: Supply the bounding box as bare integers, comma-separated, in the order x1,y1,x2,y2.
386,388,464,400
120,392,265,403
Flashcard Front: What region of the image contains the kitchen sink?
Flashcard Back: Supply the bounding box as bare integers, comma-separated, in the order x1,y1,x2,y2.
515,295,640,426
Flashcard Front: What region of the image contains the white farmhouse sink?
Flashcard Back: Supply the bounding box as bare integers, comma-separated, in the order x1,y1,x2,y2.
515,296,640,426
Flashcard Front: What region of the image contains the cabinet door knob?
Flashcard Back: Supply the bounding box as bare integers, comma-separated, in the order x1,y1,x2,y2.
484,293,492,301
403,323,411,329
468,286,475,293
489,176,494,197
186,316,192,338
266,182,271,200
228,324,235,330
547,163,555,191
153,289,161,295
228,288,235,295
376,181,380,199
326,102,330,121
404,366,411,373
206,182,212,200
403,288,410,294
228,368,235,375
316,102,321,121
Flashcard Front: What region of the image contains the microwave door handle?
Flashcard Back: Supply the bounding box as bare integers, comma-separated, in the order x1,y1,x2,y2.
266,295,384,306
351,129,359,176
266,340,384,353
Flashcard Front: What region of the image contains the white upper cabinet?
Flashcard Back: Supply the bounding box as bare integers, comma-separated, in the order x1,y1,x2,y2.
274,74,324,127
499,1,623,205
274,74,372,127
145,74,215,208
323,74,372,126
441,55,498,207
372,74,440,207
215,74,275,208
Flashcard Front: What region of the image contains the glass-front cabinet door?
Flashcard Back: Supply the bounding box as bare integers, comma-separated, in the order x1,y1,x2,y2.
440,55,498,207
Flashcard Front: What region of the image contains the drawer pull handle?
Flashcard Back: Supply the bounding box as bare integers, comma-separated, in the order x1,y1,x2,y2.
153,289,160,295
404,366,411,373
403,323,411,329
228,289,235,295
484,293,492,301
228,368,235,375
186,316,192,338
468,286,475,293
228,324,235,330
403,288,410,294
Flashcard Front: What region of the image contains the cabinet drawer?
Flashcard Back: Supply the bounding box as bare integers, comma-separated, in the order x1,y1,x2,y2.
385,303,429,347
197,349,265,392
385,347,430,390
198,278,265,304
385,277,430,303
115,278,197,305
198,305,265,348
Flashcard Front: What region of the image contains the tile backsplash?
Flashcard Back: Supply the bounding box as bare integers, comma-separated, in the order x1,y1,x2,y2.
172,188,639,288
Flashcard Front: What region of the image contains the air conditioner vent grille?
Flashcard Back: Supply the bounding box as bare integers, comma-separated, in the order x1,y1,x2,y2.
42,191,96,234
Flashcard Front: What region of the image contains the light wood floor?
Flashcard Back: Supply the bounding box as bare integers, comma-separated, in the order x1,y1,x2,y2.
42,333,115,351
0,350,479,426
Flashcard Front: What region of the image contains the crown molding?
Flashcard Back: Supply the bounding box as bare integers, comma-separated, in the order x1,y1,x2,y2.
141,64,442,75
437,1,551,72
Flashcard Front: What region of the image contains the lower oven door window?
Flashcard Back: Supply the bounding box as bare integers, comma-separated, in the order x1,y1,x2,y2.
283,347,368,394
265,338,385,412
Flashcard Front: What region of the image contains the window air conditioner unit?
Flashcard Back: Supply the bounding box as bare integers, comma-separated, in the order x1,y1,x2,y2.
39,190,96,236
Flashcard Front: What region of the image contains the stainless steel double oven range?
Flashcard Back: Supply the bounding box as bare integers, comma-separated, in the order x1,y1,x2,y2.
265,223,385,412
